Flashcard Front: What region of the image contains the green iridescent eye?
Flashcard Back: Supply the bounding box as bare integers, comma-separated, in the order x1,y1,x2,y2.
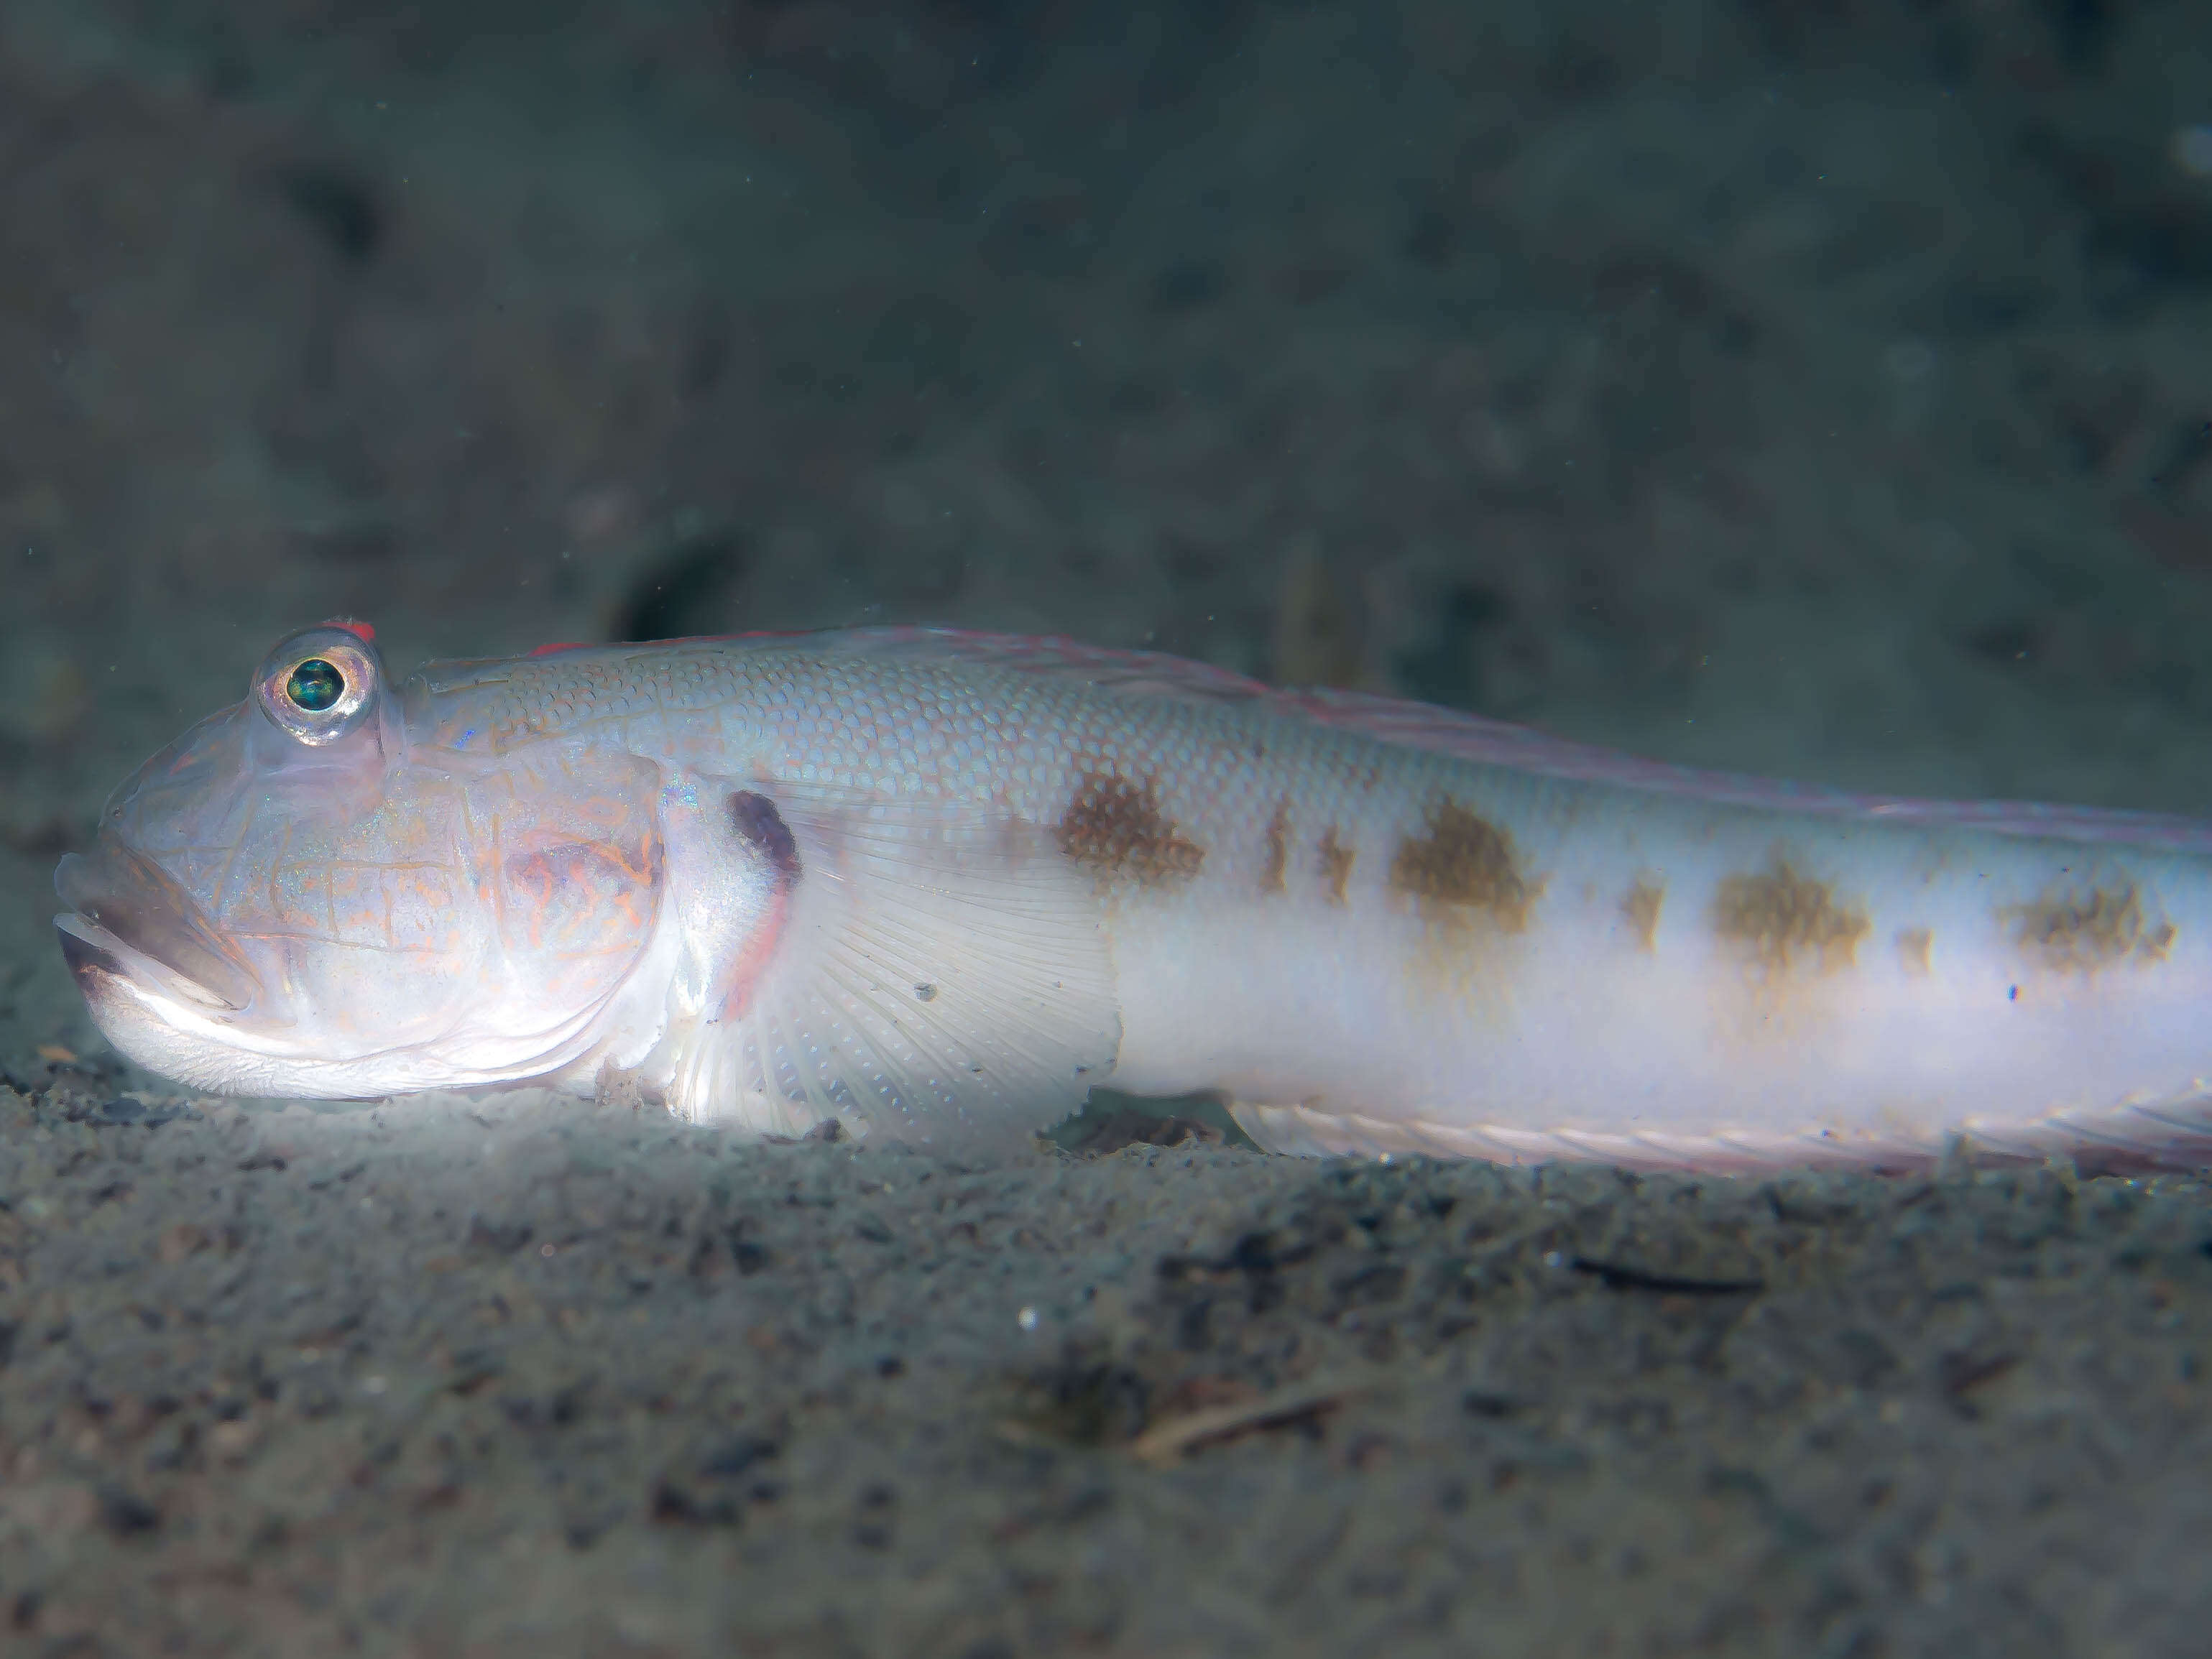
255,627,379,746
285,658,345,713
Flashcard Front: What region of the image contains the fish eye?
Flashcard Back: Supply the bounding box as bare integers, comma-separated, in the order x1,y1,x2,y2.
254,624,382,746
285,658,346,713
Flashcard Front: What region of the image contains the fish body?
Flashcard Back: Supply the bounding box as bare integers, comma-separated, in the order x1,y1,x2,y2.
54,621,2212,1170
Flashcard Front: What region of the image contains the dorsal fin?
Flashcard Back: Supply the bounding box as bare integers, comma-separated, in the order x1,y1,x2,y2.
825,626,1278,703
824,627,2212,853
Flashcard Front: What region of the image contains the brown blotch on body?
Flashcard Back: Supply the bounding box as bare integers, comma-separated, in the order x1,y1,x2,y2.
1387,799,1537,931
1261,798,1291,896
1896,926,1933,977
1621,878,1664,952
1712,856,1869,978
2004,884,2175,972
1318,827,1354,906
1057,772,1206,887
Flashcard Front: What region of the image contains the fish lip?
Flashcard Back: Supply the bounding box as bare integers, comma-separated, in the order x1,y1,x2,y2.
54,844,263,1014
55,912,249,1015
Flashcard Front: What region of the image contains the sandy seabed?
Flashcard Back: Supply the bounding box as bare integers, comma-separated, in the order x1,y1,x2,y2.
6,1075,2212,1657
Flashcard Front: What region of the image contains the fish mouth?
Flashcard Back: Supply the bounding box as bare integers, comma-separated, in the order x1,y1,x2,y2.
54,844,262,1015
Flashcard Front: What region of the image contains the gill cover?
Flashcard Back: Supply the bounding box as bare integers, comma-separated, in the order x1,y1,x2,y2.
57,621,671,1096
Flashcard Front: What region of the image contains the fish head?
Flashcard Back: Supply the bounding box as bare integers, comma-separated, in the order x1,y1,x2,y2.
55,623,668,1097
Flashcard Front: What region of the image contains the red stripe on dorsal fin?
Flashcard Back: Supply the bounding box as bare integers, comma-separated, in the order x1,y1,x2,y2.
528,641,593,657
320,617,376,642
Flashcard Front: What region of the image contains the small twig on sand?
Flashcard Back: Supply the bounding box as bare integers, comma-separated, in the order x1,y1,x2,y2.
1127,1377,1368,1466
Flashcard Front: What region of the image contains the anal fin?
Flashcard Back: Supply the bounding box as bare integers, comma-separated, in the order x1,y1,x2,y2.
1227,1099,1435,1160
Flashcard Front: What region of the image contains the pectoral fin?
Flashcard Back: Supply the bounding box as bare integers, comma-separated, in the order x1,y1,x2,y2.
648,781,1121,1146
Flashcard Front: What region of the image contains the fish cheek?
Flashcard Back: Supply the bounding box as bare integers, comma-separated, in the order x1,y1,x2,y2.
496,829,666,1006
477,754,670,1017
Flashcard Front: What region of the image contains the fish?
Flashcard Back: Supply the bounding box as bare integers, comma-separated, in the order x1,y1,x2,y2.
50,617,2212,1172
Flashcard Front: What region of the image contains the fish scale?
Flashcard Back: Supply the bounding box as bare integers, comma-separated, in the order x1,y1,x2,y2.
52,621,2212,1171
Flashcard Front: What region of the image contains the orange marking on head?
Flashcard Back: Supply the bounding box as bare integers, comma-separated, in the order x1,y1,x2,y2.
571,794,629,828
588,835,659,888
506,854,556,948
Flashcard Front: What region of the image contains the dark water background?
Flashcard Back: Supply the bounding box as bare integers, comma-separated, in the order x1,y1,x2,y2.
4,4,2212,1655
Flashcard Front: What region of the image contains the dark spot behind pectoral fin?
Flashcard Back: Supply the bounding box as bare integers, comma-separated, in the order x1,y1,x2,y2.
729,790,801,887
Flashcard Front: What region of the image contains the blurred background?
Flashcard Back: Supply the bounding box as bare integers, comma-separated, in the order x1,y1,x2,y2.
4,0,2212,1063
